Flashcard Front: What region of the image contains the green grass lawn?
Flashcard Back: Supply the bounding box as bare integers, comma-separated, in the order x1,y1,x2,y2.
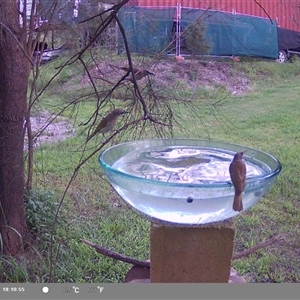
1,56,300,283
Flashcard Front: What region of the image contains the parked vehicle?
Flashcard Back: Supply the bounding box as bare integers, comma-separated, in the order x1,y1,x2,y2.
34,43,69,64
276,27,300,63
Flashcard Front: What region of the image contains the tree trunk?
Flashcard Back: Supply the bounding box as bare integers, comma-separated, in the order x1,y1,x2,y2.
0,1,30,255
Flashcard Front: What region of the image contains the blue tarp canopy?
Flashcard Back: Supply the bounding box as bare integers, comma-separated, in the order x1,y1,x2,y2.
181,8,278,58
118,7,279,59
118,7,176,54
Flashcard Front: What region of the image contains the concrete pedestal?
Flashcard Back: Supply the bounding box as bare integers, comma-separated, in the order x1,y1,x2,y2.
149,219,235,283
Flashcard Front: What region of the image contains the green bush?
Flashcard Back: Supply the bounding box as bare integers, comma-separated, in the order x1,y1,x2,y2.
24,191,62,242
183,19,211,57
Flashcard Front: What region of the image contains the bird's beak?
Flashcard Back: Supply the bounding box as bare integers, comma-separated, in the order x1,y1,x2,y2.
241,150,247,156
148,71,155,76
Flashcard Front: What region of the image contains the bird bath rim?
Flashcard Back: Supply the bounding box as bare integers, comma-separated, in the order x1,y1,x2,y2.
99,138,282,189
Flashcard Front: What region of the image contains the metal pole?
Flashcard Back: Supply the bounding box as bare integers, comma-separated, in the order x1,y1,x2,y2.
176,3,181,57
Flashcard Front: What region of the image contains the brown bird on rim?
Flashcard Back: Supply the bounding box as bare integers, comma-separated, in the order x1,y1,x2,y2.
229,152,246,212
87,108,128,142
120,67,155,82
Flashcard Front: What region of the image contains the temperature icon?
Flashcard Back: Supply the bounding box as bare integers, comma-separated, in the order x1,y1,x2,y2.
87,286,104,293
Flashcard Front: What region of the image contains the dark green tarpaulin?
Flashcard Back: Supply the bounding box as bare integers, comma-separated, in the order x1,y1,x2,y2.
181,8,278,59
118,7,175,54
118,7,278,59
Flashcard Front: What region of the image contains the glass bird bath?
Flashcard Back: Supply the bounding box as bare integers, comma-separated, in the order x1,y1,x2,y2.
99,139,282,283
99,139,281,226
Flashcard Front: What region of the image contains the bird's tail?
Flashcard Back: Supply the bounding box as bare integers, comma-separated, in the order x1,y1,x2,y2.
232,193,243,212
86,130,96,143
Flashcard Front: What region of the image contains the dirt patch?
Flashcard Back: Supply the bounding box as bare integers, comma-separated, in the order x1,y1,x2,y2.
87,58,251,96
24,111,75,150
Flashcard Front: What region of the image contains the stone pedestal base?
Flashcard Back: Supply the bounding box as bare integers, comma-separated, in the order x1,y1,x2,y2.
125,265,246,283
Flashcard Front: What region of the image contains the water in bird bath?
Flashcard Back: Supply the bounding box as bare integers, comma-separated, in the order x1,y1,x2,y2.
114,147,264,184
109,145,273,225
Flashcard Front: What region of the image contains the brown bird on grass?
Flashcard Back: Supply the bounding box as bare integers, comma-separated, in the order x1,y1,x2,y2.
120,67,155,82
229,152,247,212
87,108,128,142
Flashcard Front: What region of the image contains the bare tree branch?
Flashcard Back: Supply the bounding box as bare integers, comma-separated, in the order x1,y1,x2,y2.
232,233,288,260
82,239,150,268
81,233,288,268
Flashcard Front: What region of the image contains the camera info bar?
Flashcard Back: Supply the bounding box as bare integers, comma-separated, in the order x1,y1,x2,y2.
0,283,299,300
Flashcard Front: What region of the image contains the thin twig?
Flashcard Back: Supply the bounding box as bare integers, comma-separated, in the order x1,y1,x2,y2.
79,0,130,24
232,233,288,260
253,0,273,24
